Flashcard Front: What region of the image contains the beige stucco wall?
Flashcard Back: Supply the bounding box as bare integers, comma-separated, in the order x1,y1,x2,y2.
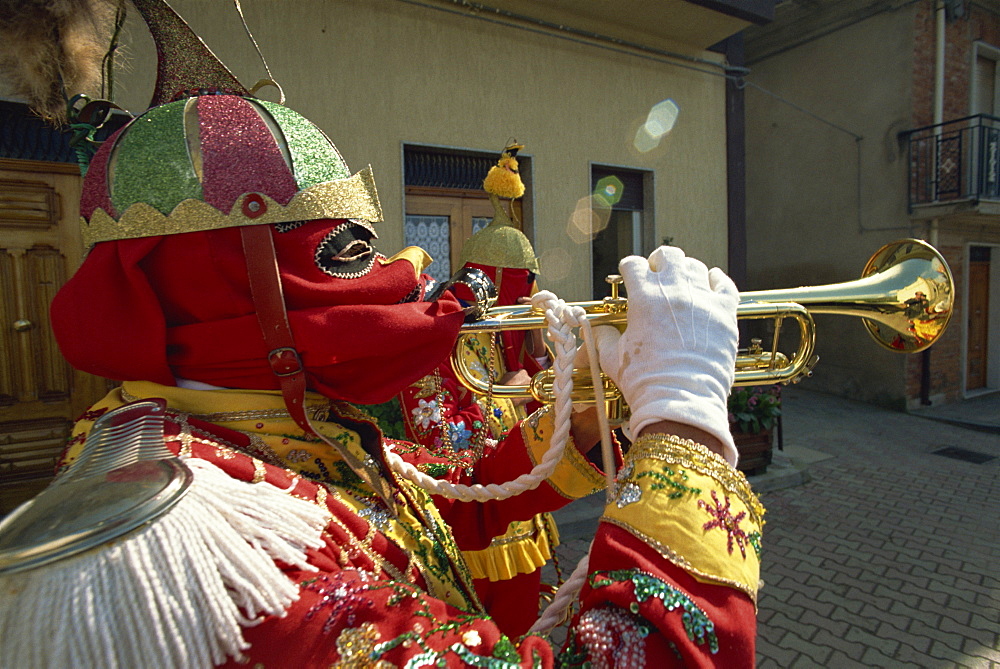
106,0,731,301
745,6,920,406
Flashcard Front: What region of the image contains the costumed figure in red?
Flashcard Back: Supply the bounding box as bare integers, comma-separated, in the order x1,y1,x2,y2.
0,1,763,667
394,144,561,638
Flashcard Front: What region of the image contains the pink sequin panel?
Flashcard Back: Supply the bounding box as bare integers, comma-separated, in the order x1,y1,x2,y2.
197,96,298,212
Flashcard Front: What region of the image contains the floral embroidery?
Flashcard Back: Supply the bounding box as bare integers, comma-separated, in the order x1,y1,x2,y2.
698,490,750,558
446,420,473,451
637,465,702,499
332,622,393,668
411,399,441,429
589,569,718,653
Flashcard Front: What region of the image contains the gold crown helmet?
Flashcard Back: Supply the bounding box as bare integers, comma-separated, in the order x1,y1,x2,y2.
461,142,538,272
79,0,381,247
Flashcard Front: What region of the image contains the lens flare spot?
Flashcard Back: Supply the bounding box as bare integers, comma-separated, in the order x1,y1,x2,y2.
633,98,679,152
594,175,624,206
567,195,611,244
539,246,572,282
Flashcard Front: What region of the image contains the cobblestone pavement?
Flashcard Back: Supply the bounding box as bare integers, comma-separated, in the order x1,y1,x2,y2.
543,387,1000,667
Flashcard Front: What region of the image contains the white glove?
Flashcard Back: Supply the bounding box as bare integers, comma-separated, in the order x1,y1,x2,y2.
593,246,740,465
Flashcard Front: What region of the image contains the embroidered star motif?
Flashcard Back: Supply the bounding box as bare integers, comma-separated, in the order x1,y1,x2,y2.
698,490,750,558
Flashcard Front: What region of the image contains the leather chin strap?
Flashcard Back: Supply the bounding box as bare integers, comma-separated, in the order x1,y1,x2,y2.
239,224,395,507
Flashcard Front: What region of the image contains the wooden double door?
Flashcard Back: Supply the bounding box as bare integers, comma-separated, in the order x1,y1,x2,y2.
0,159,109,514
404,187,523,284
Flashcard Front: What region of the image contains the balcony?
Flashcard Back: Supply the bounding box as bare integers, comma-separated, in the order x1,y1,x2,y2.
904,114,1000,218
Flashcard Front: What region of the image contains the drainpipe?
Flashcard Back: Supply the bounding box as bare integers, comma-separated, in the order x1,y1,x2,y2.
921,2,946,406
935,1,945,128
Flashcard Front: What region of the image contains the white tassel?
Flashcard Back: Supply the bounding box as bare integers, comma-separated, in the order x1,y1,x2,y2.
0,458,329,668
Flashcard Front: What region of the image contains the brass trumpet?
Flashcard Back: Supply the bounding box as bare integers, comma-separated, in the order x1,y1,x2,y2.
452,239,954,414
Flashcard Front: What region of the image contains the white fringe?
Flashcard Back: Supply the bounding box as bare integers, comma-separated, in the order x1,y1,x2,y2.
0,458,329,668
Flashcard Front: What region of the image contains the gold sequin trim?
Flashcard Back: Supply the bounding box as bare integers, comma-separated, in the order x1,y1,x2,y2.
601,516,760,607
193,408,291,423
252,458,268,483
315,483,328,508
628,434,764,523
119,387,141,403
83,166,383,245
321,486,408,583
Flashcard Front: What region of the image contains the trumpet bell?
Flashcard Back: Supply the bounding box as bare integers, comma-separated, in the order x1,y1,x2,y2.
740,238,954,354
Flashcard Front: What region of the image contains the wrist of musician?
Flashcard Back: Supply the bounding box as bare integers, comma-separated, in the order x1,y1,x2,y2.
636,421,727,461
627,394,738,467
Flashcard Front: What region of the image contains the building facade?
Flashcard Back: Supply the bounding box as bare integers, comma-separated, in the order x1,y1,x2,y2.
0,0,773,509
744,0,1000,409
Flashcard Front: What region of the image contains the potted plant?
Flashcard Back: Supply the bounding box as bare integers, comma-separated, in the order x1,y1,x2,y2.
727,384,782,474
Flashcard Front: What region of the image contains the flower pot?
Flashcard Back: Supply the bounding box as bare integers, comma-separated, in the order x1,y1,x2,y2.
733,429,773,475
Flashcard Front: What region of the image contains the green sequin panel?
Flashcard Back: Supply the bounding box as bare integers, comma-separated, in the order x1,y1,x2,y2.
111,100,202,215
257,100,350,187
591,569,720,654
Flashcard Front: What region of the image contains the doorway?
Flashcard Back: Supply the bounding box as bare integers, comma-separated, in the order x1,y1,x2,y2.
966,244,999,394
403,146,529,284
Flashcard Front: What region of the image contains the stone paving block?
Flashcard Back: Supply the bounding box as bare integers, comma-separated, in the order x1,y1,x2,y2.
861,646,916,668
975,588,1000,609
889,600,941,628
817,588,864,614
799,609,850,636
969,611,1000,634
787,593,835,619
929,639,968,663
874,619,930,651
844,626,900,658
911,619,966,653
941,612,996,643
899,580,948,607
783,578,825,601
963,637,1000,661
938,604,974,627
890,641,939,665
780,630,831,666
848,587,898,611
862,604,912,633
811,628,866,662
931,578,978,606
938,559,986,586
820,558,866,580
823,649,871,667
758,582,796,605
765,609,815,640
755,639,798,669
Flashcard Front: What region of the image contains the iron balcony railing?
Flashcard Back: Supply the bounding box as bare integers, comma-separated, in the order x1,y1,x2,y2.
904,113,1000,210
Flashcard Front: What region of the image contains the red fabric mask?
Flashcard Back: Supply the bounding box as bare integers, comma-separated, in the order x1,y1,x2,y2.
51,220,466,404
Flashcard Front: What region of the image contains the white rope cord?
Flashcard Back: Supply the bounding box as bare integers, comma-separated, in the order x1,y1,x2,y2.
386,289,621,634
529,539,593,634
387,290,591,502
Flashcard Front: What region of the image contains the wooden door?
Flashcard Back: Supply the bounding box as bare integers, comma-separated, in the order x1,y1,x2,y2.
404,187,522,283
966,258,989,391
0,159,109,513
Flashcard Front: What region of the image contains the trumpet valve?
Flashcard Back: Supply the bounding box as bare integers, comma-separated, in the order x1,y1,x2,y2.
603,274,627,313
